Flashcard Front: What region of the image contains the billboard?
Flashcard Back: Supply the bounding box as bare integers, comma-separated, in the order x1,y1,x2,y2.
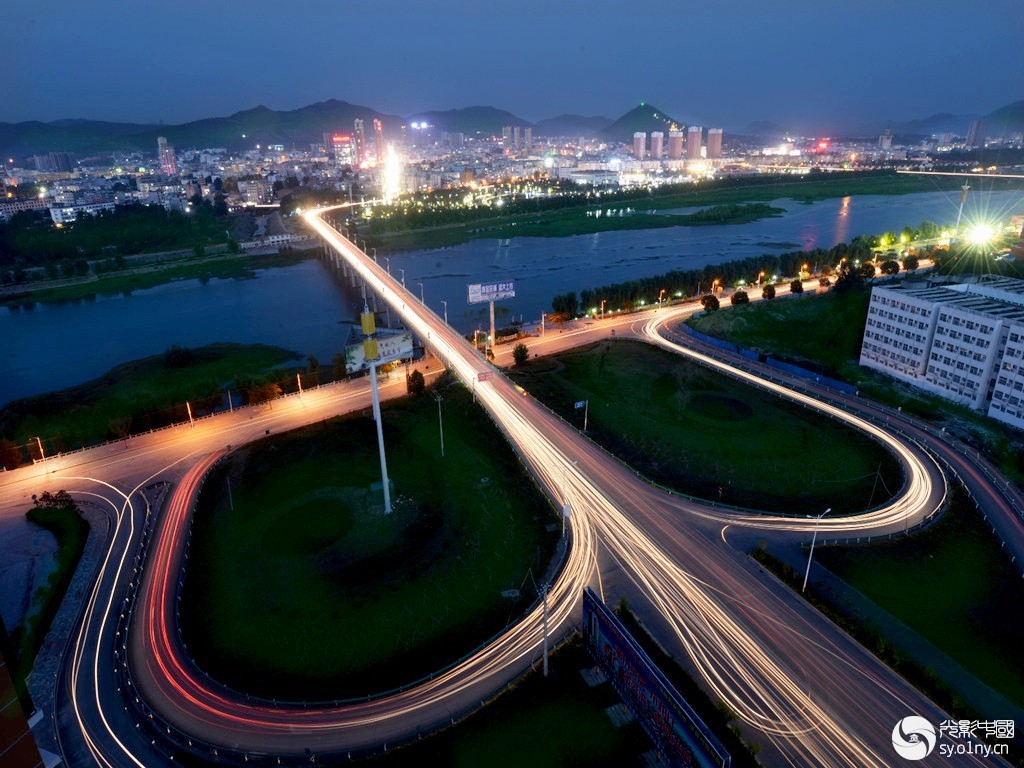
467,280,516,304
345,330,414,373
582,588,731,768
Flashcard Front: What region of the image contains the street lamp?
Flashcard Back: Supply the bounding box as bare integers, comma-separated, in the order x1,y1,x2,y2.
440,299,448,324
371,247,377,263
658,288,665,309
418,282,424,304
801,507,831,593
399,268,405,287
33,436,45,462
385,255,391,274
600,299,606,319
758,270,765,287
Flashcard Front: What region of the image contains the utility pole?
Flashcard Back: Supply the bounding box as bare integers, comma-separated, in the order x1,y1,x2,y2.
186,401,194,428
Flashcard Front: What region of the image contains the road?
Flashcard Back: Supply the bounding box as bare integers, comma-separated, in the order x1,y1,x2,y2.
1,209,1016,766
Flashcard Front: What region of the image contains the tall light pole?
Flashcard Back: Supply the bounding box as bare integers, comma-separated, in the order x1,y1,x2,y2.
399,268,405,287
600,298,606,319
418,282,424,304
34,436,45,462
371,247,377,263
954,182,970,237
385,255,391,274
802,507,831,593
440,299,448,324
432,391,444,458
658,288,665,310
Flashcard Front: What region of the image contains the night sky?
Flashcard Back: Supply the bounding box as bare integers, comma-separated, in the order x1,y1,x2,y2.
6,0,1023,133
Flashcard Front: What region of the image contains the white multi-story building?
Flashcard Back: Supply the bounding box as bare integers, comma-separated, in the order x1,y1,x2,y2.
861,277,1024,428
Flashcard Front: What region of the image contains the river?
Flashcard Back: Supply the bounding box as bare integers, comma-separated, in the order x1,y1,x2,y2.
2,188,1022,405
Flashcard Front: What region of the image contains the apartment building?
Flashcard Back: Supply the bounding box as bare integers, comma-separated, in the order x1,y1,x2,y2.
860,277,1024,428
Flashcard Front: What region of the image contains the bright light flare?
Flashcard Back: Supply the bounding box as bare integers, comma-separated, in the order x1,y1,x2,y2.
383,145,402,203
967,223,996,246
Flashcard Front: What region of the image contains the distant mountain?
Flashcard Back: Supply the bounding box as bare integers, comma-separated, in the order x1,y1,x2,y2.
532,113,611,138
0,119,159,157
599,103,685,143
0,99,402,158
742,120,788,140
986,100,1024,136
405,106,530,135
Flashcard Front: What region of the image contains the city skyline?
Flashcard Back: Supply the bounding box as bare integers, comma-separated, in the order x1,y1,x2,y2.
6,0,1023,133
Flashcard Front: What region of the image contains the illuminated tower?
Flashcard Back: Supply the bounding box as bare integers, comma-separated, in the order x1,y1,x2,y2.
706,128,723,158
374,118,385,162
667,131,684,159
650,131,664,159
157,136,178,176
513,125,521,149
354,118,366,163
687,126,702,159
633,131,646,159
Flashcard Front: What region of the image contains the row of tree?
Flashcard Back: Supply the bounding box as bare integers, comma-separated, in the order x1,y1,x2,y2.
551,239,927,316
0,200,231,270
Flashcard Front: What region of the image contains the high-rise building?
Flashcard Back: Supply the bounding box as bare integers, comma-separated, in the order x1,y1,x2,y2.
502,125,513,145
374,118,385,162
667,131,684,159
524,126,533,150
707,128,723,158
686,126,702,159
878,128,893,150
966,119,987,149
633,132,646,159
513,126,521,149
650,131,664,159
354,119,366,163
157,136,178,176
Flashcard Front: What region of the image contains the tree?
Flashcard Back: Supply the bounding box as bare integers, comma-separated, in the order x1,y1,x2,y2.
701,294,720,312
833,263,865,294
0,439,22,470
790,279,804,294
332,353,347,380
762,284,776,300
879,259,900,275
551,292,578,316
406,369,425,395
246,382,282,404
902,255,920,271
512,343,530,366
226,237,241,254
731,289,749,305
857,262,877,281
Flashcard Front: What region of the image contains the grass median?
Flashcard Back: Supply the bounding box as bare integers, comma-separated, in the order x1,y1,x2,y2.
179,379,558,701
817,493,1024,708
509,339,901,514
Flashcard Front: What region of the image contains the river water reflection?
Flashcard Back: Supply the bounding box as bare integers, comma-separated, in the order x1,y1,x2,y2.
3,189,1022,405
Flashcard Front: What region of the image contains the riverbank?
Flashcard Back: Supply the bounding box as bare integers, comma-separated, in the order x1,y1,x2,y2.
0,247,319,307
367,172,978,252
0,343,301,463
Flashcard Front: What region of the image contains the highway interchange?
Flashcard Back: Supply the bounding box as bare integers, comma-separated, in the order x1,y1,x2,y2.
1,206,1022,766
